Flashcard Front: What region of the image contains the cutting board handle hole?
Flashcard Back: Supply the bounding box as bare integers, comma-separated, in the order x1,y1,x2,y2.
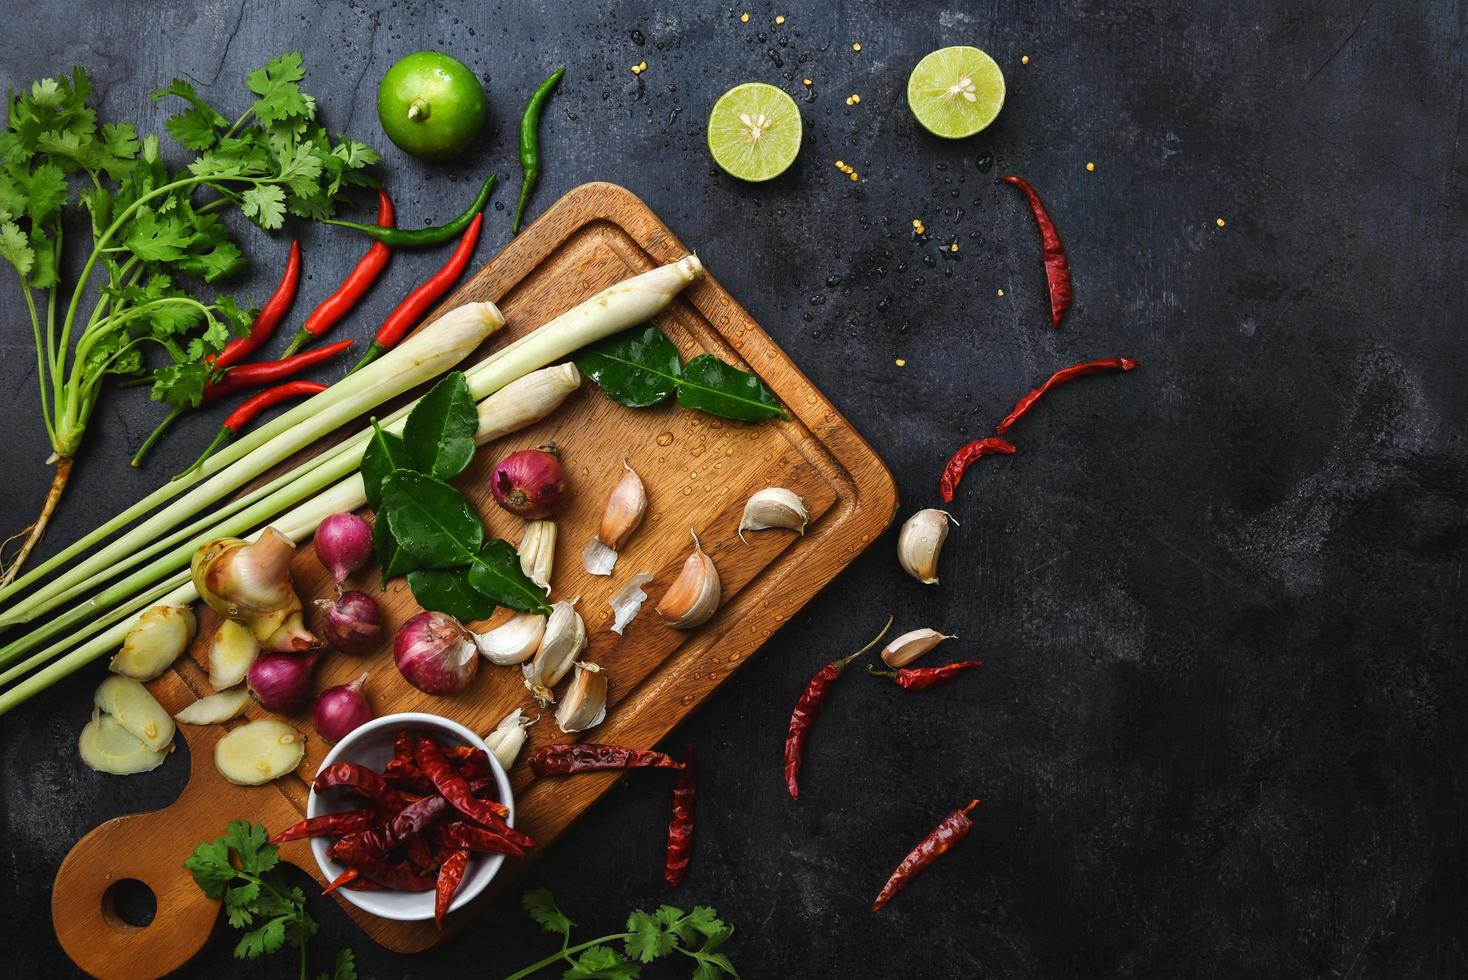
101,878,156,933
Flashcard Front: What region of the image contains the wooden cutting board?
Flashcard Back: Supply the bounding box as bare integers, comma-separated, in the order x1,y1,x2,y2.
50,182,898,979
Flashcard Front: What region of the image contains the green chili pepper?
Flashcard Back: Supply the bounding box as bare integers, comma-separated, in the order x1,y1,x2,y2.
323,171,497,248
511,67,566,235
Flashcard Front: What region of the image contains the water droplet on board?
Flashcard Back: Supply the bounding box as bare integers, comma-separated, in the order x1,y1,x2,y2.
682,486,693,496
656,432,674,446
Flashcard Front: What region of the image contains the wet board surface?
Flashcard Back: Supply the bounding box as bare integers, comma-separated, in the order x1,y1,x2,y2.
49,181,898,978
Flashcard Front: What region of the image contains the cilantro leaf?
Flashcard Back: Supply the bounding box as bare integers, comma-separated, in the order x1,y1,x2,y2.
223,881,260,928
241,184,286,229
685,906,728,942
318,948,357,980
523,887,574,937
0,221,35,278
23,163,67,223
226,820,276,875
248,52,313,125
624,908,677,964
183,835,236,898
166,108,224,151
563,945,639,980
235,916,287,959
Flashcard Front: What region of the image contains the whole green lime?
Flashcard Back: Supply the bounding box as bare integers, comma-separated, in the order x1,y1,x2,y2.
376,51,485,159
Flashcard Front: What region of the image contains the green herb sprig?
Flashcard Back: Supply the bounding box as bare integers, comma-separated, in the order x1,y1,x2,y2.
184,821,356,980
505,887,738,980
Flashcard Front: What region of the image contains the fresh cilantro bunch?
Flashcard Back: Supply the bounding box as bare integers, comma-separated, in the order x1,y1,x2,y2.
184,821,356,980
507,887,739,980
0,53,376,583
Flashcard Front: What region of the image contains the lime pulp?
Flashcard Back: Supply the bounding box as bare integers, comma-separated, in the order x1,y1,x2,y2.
707,82,803,182
906,46,1005,139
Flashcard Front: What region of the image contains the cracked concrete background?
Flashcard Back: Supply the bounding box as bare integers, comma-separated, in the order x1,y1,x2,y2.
2,0,1466,976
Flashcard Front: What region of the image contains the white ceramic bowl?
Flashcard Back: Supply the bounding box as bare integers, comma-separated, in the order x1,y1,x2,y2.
307,711,513,921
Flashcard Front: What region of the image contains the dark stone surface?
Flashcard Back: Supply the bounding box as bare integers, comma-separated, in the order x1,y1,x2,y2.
2,0,1466,976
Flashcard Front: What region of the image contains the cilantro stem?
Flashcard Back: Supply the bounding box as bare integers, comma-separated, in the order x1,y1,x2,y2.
21,286,56,444
501,933,635,980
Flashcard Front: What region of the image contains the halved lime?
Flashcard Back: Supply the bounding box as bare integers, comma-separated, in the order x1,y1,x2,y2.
906,46,1005,139
707,83,803,181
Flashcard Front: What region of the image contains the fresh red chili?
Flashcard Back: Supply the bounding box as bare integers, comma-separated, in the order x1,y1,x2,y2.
434,849,471,928
867,660,984,690
179,380,327,479
348,212,483,374
414,734,511,824
872,800,981,911
995,356,1139,435
527,742,687,776
664,744,696,886
432,820,528,859
203,338,354,401
314,763,410,810
1000,176,1072,328
268,807,380,844
283,189,395,357
212,239,302,369
939,437,1016,504
784,616,893,800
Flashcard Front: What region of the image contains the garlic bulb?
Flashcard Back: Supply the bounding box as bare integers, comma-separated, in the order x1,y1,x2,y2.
609,572,654,635
519,520,557,592
880,628,956,667
109,604,197,681
738,487,809,543
474,611,546,665
484,708,535,771
556,661,608,733
896,509,954,585
522,599,586,703
192,528,318,651
583,461,647,576
657,531,721,629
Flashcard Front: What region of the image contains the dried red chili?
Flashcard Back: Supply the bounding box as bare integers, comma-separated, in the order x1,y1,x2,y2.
180,380,327,477
406,833,436,873
867,660,984,690
784,616,893,800
443,744,493,781
433,820,528,859
329,794,447,860
203,338,355,401
348,212,483,373
268,807,380,844
995,356,1139,435
664,744,696,886
872,800,980,911
212,239,302,369
383,731,438,794
938,437,1016,504
414,734,511,824
314,763,410,810
527,742,687,776
331,845,437,892
434,849,471,928
283,188,395,356
1000,176,1072,327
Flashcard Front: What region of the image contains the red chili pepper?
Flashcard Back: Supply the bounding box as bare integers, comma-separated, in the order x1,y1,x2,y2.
867,660,984,690
212,239,302,369
179,380,327,479
527,743,687,776
267,807,380,845
348,212,483,374
314,763,411,810
414,735,511,824
1001,176,1072,327
282,189,395,357
872,800,981,911
434,849,471,928
443,744,493,781
432,820,529,859
406,834,436,873
331,846,438,892
784,617,893,800
995,357,1139,435
203,338,354,401
383,730,438,794
330,793,451,861
664,744,696,886
938,437,1016,504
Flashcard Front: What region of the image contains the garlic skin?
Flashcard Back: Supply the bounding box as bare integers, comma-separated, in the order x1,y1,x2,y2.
896,509,954,585
522,599,586,703
519,520,557,592
609,572,655,635
880,628,957,668
483,708,535,771
555,661,608,733
474,612,546,665
192,528,318,651
110,604,197,681
583,461,647,576
738,487,809,543
657,531,721,629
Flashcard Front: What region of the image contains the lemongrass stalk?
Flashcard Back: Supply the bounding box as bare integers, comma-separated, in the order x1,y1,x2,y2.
0,302,505,618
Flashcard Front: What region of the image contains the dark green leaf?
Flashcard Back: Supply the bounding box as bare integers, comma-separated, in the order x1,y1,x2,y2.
324,948,357,980
563,945,639,980
407,567,497,621
404,372,477,480
382,471,483,567
523,887,574,937
574,324,682,408
467,540,552,614
373,513,419,580
625,909,677,963
226,819,277,875
235,917,287,959
183,836,235,898
361,419,412,509
675,355,787,422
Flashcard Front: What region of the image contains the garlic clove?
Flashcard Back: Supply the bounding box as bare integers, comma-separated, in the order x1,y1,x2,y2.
522,598,586,704
738,487,809,543
484,708,536,771
474,612,546,665
555,661,608,733
896,509,955,585
880,628,957,668
609,572,655,634
657,531,722,629
583,461,648,575
519,520,557,593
